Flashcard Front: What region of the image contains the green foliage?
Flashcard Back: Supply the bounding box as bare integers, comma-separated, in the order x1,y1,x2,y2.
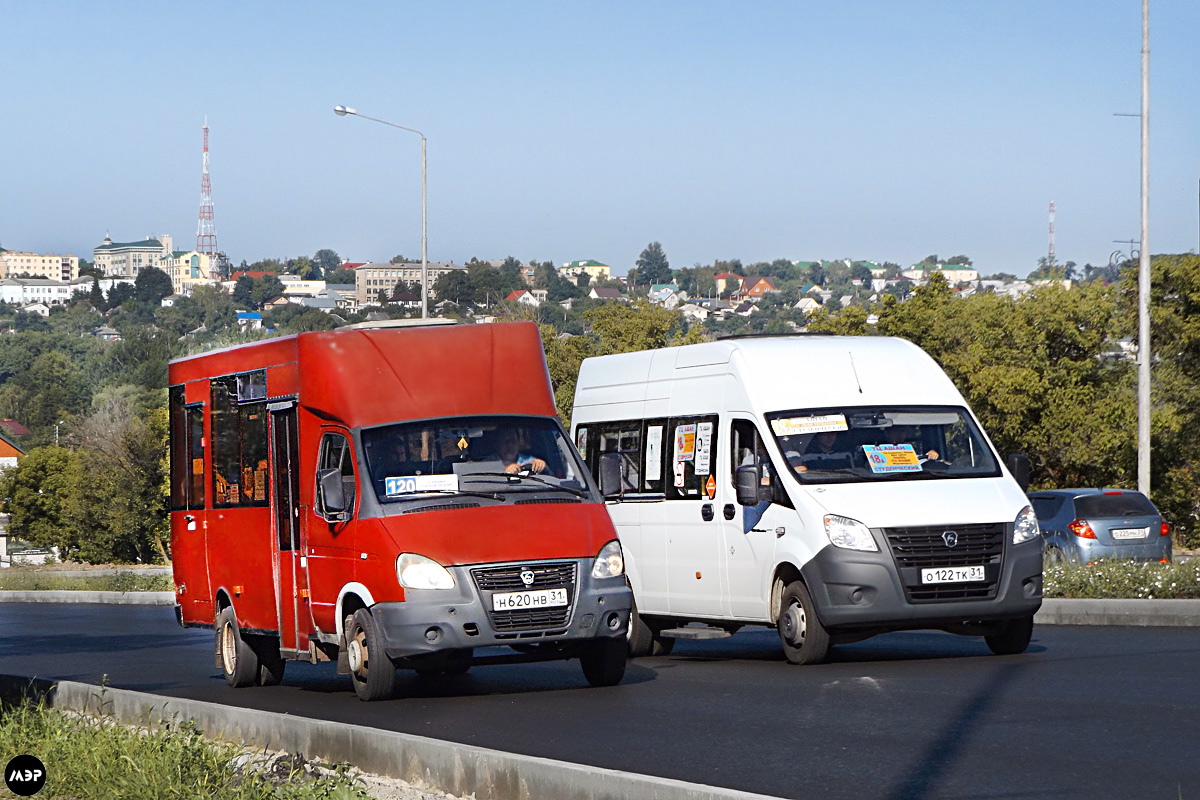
1043,557,1200,599
134,267,173,304
312,248,341,273
636,241,672,285
0,446,75,548
0,570,173,591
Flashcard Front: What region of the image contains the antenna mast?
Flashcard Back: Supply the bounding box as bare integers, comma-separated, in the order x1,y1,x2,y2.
1047,200,1056,261
196,118,218,255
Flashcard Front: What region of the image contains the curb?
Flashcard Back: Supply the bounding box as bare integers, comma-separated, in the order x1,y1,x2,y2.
0,591,176,605
0,675,779,800
1035,598,1200,626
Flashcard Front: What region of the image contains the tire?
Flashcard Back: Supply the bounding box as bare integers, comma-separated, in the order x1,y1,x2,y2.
985,615,1034,656
216,606,260,688
581,637,628,687
627,602,675,658
1046,547,1066,565
777,580,831,665
252,637,286,686
346,609,398,701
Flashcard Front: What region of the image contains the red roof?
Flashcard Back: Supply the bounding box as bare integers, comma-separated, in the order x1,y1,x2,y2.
505,290,529,301
230,271,275,281
0,419,30,436
342,262,365,269
714,272,744,280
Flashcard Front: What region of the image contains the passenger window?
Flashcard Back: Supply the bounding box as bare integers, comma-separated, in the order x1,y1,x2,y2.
596,423,642,494
666,415,718,500
168,386,207,511
317,432,357,518
210,374,269,508
730,419,791,507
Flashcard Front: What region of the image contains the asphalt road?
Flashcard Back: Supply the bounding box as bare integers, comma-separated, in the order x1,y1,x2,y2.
2,603,1197,799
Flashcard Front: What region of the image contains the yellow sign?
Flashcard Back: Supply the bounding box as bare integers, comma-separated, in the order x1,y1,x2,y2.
458,436,468,450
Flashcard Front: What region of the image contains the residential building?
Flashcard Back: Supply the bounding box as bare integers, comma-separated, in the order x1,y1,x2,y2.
0,429,24,469
20,302,51,317
713,272,743,296
236,311,263,331
93,326,122,342
0,248,79,281
505,290,540,307
324,284,358,312
165,250,217,295
740,276,779,300
519,265,537,285
678,303,709,322
354,261,466,306
559,259,611,282
589,287,625,301
93,235,173,277
0,277,86,307
795,297,821,314
279,276,327,298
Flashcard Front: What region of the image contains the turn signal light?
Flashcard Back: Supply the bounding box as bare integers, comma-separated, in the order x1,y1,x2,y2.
1068,518,1096,539
1160,522,1171,536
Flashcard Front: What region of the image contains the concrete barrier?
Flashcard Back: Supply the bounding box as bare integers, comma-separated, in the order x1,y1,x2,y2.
0,675,779,800
1035,598,1200,626
0,591,176,605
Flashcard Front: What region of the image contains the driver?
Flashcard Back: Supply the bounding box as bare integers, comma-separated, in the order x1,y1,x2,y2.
496,428,547,474
885,425,940,461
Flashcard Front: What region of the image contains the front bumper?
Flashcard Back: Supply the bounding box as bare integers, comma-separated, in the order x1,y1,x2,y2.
373,558,632,661
800,531,1043,632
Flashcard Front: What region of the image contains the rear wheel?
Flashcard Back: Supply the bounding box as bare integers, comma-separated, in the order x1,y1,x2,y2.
216,607,259,688
777,580,830,665
346,609,398,701
985,616,1034,656
581,637,628,687
627,602,675,658
1046,546,1066,565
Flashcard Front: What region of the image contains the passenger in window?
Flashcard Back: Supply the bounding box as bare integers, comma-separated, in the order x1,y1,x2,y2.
791,431,842,473
497,428,547,474
885,425,940,462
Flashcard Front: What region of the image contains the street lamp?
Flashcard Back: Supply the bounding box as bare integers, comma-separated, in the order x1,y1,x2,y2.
333,105,428,319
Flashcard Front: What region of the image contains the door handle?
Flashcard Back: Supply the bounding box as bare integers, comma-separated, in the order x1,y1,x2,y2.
723,504,735,520
701,504,714,522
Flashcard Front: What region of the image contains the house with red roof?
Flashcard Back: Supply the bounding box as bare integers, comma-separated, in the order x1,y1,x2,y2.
505,290,540,308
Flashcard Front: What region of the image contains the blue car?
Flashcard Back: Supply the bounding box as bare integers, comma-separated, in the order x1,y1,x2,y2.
1028,489,1171,564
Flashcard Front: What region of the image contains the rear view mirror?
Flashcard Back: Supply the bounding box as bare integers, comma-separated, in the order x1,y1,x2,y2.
318,467,348,519
735,465,763,506
1007,453,1031,493
598,453,622,499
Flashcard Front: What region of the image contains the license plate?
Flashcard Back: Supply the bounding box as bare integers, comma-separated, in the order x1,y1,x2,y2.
492,587,568,611
1111,527,1149,540
920,565,986,584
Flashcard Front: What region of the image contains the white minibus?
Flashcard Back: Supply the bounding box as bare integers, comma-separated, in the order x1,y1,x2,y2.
570,335,1042,664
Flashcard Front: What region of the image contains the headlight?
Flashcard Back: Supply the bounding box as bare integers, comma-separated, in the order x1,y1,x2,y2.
1013,506,1040,545
824,514,879,552
396,553,456,590
591,540,624,579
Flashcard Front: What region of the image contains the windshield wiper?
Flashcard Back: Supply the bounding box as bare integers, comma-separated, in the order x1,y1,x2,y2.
387,489,506,502
460,472,590,498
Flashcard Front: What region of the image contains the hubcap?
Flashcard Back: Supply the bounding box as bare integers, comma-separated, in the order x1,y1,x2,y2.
221,623,237,674
781,602,807,647
347,638,364,673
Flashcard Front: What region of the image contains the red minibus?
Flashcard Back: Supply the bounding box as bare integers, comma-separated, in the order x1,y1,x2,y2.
168,321,631,701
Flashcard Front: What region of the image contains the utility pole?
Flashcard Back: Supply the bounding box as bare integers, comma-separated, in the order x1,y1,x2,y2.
1137,0,1151,496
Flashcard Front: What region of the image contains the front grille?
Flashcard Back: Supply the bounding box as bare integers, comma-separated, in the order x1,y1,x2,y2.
883,523,1006,603
471,561,578,631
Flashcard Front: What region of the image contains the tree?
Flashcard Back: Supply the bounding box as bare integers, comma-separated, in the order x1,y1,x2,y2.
323,267,356,285
390,255,417,264
107,282,135,308
946,255,973,266
0,446,76,550
313,249,341,272
636,242,672,285
134,267,173,304
850,263,873,284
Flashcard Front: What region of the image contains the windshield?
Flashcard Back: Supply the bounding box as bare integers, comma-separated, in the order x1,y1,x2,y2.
766,406,1001,484
361,415,594,503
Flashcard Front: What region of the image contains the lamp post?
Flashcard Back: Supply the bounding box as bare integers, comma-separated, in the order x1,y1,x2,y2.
334,105,428,319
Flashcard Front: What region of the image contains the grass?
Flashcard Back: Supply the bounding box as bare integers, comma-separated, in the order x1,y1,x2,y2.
0,699,371,800
0,571,174,592
1043,556,1200,599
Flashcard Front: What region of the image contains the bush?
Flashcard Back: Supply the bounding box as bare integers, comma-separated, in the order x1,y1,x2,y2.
1043,556,1200,599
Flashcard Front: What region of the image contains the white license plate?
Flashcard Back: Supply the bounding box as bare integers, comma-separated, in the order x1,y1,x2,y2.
921,565,986,584
1111,527,1150,540
492,587,568,611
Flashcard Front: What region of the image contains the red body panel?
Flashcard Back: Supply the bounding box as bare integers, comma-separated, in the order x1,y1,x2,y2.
167,322,603,642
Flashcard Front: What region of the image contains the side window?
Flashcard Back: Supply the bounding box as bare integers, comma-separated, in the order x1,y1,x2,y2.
731,419,774,484
168,386,188,510
1031,496,1063,523
596,422,642,493
187,406,206,510
666,415,718,500
210,374,269,508
317,432,357,518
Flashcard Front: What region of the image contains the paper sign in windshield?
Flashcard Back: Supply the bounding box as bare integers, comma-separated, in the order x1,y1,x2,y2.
772,414,849,436
386,474,459,496
674,424,697,462
862,444,922,474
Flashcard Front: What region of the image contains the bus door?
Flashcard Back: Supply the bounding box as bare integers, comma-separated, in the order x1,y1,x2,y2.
270,403,310,652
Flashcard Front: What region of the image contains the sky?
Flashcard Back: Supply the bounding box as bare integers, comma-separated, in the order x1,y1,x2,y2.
1,1,1197,278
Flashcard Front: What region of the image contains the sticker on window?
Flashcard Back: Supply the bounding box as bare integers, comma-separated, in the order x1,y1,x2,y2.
695,422,713,476
772,414,849,436
576,428,588,459
386,474,460,496
862,444,922,474
645,425,663,481
673,460,686,487
674,424,697,462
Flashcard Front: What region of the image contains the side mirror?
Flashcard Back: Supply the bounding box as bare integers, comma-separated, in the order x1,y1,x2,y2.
598,453,622,499
1007,453,1031,493
735,465,762,506
318,468,348,519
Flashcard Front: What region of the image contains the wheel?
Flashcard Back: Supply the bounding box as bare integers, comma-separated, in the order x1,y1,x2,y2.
1046,546,1066,565
252,637,286,686
346,609,398,701
216,606,259,688
627,601,675,658
985,615,1034,656
777,580,831,665
580,637,628,687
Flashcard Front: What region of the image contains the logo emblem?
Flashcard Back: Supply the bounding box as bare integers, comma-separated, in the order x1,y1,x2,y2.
520,569,535,586
942,531,958,548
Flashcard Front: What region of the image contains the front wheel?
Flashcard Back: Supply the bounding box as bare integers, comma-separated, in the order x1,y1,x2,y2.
777,580,831,665
216,607,259,688
627,602,675,658
984,616,1034,656
346,609,398,701
581,637,628,687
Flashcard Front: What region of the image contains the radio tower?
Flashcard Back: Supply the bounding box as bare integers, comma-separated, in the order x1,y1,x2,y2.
196,118,218,256
1047,200,1056,262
